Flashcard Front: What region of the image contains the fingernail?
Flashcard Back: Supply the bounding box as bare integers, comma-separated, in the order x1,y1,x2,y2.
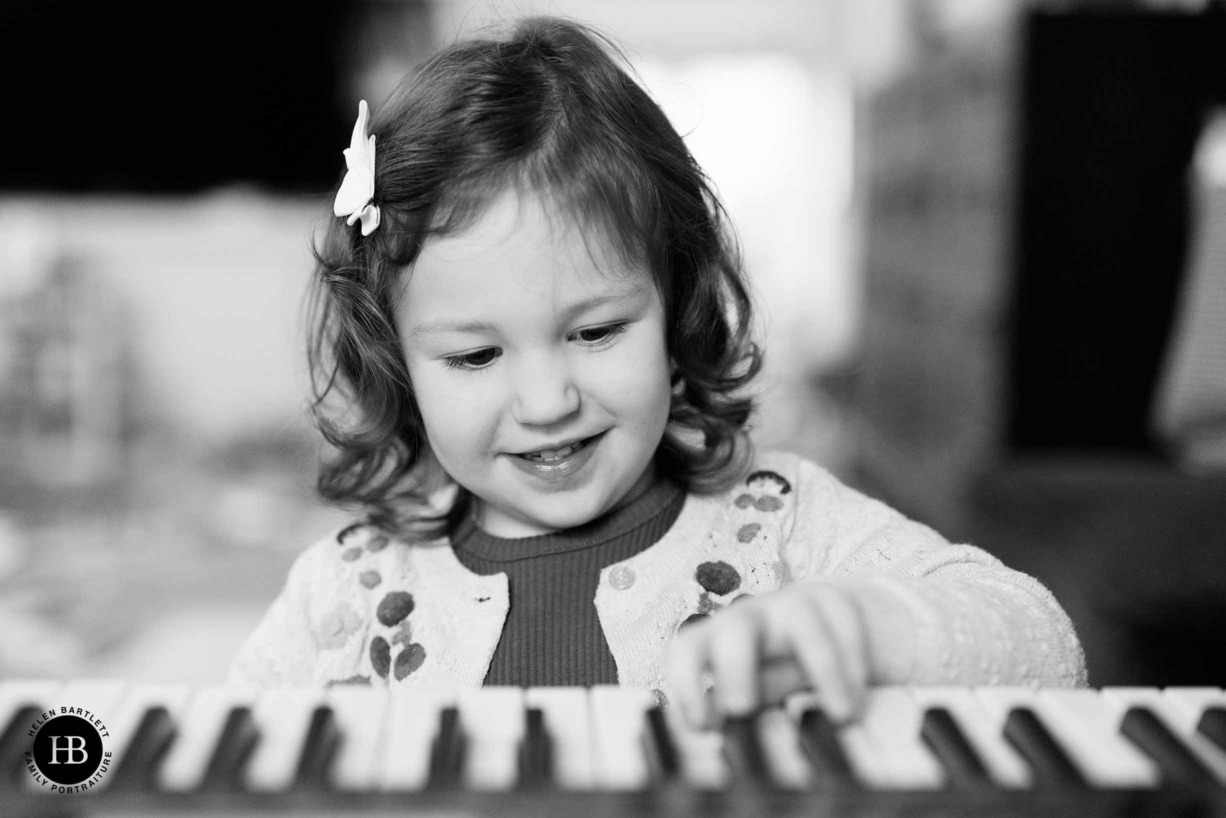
720,695,754,719
700,691,718,730
826,697,853,724
680,697,698,728
685,696,708,729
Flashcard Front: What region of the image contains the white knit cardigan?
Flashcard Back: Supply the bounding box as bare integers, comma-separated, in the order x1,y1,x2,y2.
230,452,1087,695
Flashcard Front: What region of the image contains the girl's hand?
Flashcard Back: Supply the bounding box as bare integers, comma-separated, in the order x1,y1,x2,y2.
664,582,871,729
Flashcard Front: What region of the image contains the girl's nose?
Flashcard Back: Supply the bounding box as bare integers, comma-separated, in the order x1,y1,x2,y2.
510,354,581,426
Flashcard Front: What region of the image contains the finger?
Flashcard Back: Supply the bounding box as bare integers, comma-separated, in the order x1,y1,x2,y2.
759,656,809,704
665,622,713,729
807,588,870,716
754,597,848,709
772,599,858,723
706,609,761,719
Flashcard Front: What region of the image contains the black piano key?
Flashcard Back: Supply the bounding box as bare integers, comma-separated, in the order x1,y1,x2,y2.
1196,707,1226,752
1120,706,1216,788
643,707,680,782
1002,707,1087,789
920,707,993,789
294,706,341,789
517,707,553,790
199,706,260,791
796,707,858,789
427,706,466,789
722,713,771,786
0,705,42,788
108,707,177,791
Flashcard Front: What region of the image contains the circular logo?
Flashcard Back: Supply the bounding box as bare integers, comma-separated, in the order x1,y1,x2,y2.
29,713,108,789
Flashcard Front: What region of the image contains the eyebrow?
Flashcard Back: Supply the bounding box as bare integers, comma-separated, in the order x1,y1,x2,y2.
407,287,647,339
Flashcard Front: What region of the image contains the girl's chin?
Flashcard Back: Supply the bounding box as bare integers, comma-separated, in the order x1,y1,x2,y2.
480,493,610,537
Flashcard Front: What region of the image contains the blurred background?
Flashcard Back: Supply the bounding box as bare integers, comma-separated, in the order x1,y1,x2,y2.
0,0,1224,688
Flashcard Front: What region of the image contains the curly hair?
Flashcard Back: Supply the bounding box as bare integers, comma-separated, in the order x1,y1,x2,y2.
308,16,762,538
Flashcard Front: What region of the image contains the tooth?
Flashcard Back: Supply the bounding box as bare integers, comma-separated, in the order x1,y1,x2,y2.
531,441,581,462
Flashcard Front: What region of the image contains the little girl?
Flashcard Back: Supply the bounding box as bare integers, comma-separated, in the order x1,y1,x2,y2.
232,16,1086,727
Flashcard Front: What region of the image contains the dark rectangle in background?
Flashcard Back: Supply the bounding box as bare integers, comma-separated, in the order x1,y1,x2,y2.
0,1,350,193
1008,8,1226,454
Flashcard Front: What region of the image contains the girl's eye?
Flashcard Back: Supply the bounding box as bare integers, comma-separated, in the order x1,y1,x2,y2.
443,347,501,370
571,322,630,345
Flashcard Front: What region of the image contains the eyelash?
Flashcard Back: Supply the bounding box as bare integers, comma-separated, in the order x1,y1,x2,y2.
443,348,501,371
572,321,629,346
441,322,631,371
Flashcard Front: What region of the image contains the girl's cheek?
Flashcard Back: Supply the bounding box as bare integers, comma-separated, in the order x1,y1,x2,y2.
420,374,466,410
420,369,505,423
406,366,460,416
601,336,671,387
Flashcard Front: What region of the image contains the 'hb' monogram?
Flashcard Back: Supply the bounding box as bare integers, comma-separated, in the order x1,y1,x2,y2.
47,736,89,765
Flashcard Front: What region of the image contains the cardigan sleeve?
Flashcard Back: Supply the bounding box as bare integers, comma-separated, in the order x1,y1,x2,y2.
228,539,328,687
783,456,1088,688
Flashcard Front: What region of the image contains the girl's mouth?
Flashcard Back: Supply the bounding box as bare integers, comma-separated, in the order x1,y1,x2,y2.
508,433,604,482
518,438,591,462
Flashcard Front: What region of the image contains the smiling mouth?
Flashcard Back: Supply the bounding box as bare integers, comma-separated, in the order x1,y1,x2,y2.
516,435,598,462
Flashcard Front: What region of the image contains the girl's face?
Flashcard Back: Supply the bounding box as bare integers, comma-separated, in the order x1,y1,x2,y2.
398,188,673,538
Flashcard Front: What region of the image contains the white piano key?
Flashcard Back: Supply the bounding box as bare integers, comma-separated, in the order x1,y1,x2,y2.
785,690,886,789
0,679,62,793
0,679,62,727
975,686,1070,782
908,686,1032,789
46,677,130,787
524,687,593,790
458,686,525,791
1037,688,1160,788
828,716,888,788
854,688,945,789
326,686,389,791
1164,687,1226,758
662,706,726,790
92,684,193,790
972,686,1043,725
756,707,811,789
379,686,455,791
104,683,193,751
158,685,259,792
587,685,653,790
244,688,325,791
1102,687,1226,784
56,679,130,725
1162,687,1226,725
977,687,1154,788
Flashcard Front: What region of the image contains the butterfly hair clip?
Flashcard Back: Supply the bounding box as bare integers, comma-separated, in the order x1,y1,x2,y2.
334,100,381,236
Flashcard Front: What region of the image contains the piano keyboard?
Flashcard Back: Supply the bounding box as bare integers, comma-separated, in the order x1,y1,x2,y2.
3,681,1226,816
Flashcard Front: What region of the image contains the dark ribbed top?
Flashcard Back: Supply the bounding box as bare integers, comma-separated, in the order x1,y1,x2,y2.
452,479,685,686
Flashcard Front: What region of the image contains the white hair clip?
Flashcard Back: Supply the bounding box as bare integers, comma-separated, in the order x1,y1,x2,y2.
334,100,381,236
